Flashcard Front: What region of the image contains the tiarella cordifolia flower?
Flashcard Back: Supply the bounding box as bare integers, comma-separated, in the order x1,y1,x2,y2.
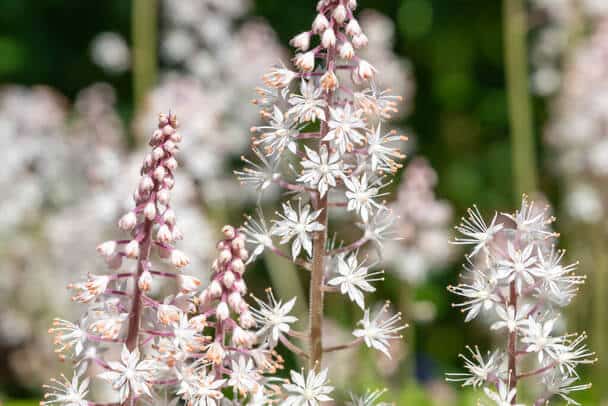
250,289,298,347
445,346,502,388
347,388,389,406
288,80,328,123
328,254,383,310
282,368,334,406
235,148,279,193
297,144,343,197
41,373,90,406
447,197,594,405
353,305,407,358
98,346,160,403
235,0,408,401
271,199,325,259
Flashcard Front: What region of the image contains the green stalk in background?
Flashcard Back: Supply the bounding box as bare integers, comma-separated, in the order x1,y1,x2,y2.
502,0,538,199
132,0,158,112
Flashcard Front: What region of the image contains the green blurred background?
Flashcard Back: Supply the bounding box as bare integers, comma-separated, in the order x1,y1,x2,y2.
0,0,603,404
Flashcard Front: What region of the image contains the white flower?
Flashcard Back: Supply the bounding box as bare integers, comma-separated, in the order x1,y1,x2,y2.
69,274,111,303
297,144,343,197
353,306,407,358
521,317,562,362
271,200,324,259
288,80,327,123
502,195,555,238
263,64,297,88
358,207,400,251
323,104,366,154
227,356,261,395
48,318,88,359
98,346,160,403
482,380,524,406
177,366,225,406
242,210,274,264
290,32,311,51
446,346,502,388
283,368,334,406
253,105,299,156
490,304,531,333
235,148,279,192
42,373,89,406
542,373,592,405
344,173,388,223
496,242,537,293
356,60,377,81
552,333,596,377
448,266,500,322
451,206,504,256
366,125,406,173
328,254,382,309
250,290,298,347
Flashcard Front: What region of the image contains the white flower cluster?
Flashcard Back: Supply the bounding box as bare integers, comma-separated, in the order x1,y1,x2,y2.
237,0,407,402
447,196,595,405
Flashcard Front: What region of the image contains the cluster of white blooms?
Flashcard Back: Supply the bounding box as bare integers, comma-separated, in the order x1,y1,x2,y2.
384,157,454,285
447,196,595,405
530,0,608,95
134,0,284,206
236,0,407,402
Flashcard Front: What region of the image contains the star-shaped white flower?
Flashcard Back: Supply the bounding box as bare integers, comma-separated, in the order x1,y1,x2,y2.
344,173,387,223
482,381,524,406
328,254,382,309
288,79,327,123
250,290,298,347
298,144,343,197
98,346,160,403
323,104,366,154
42,373,89,406
353,306,407,358
271,200,324,259
282,368,334,406
451,206,504,257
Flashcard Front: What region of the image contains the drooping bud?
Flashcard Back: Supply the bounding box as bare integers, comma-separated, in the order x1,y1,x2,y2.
290,32,311,51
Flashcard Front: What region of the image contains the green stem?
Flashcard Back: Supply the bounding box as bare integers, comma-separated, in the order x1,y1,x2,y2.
132,0,158,112
503,0,538,199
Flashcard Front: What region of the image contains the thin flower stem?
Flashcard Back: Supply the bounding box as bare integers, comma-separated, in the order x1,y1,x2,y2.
517,362,557,380
268,245,312,271
507,281,518,404
328,236,368,256
323,338,363,353
280,335,309,359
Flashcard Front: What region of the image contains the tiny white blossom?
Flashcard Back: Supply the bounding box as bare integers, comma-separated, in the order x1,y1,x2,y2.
250,290,298,347
521,317,562,362
496,242,538,293
323,104,366,154
328,254,382,309
448,265,500,322
353,306,407,358
282,368,334,406
490,304,531,333
253,105,299,156
482,380,524,406
235,148,279,192
297,144,343,197
344,173,388,223
228,356,261,395
366,125,406,173
452,206,504,256
42,373,89,406
271,200,324,259
242,210,274,264
446,346,502,388
288,80,327,123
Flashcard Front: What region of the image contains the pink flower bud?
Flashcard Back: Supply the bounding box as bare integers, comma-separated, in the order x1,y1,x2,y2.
333,4,347,24
348,0,357,10
346,19,362,36
171,249,190,268
178,274,201,293
125,240,140,259
240,310,256,328
321,70,339,92
223,271,235,289
157,224,173,243
151,129,164,145
138,270,152,292
356,59,376,80
231,258,245,275
170,132,182,143
163,209,176,225
118,212,137,231
322,28,336,48
219,249,232,264
153,166,166,181
97,240,117,257
152,147,165,161
209,280,223,298
139,175,154,192
228,291,242,311
222,225,236,239
231,235,245,250
290,32,311,51
144,202,157,221
339,42,355,59
234,279,247,295
162,124,175,136
164,157,178,170
206,342,225,364
239,248,249,261
189,314,207,331
294,51,315,72
162,176,175,189
312,13,330,33
157,189,170,205
232,327,256,347
172,226,184,241
352,33,368,49
164,140,177,154
216,301,230,320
